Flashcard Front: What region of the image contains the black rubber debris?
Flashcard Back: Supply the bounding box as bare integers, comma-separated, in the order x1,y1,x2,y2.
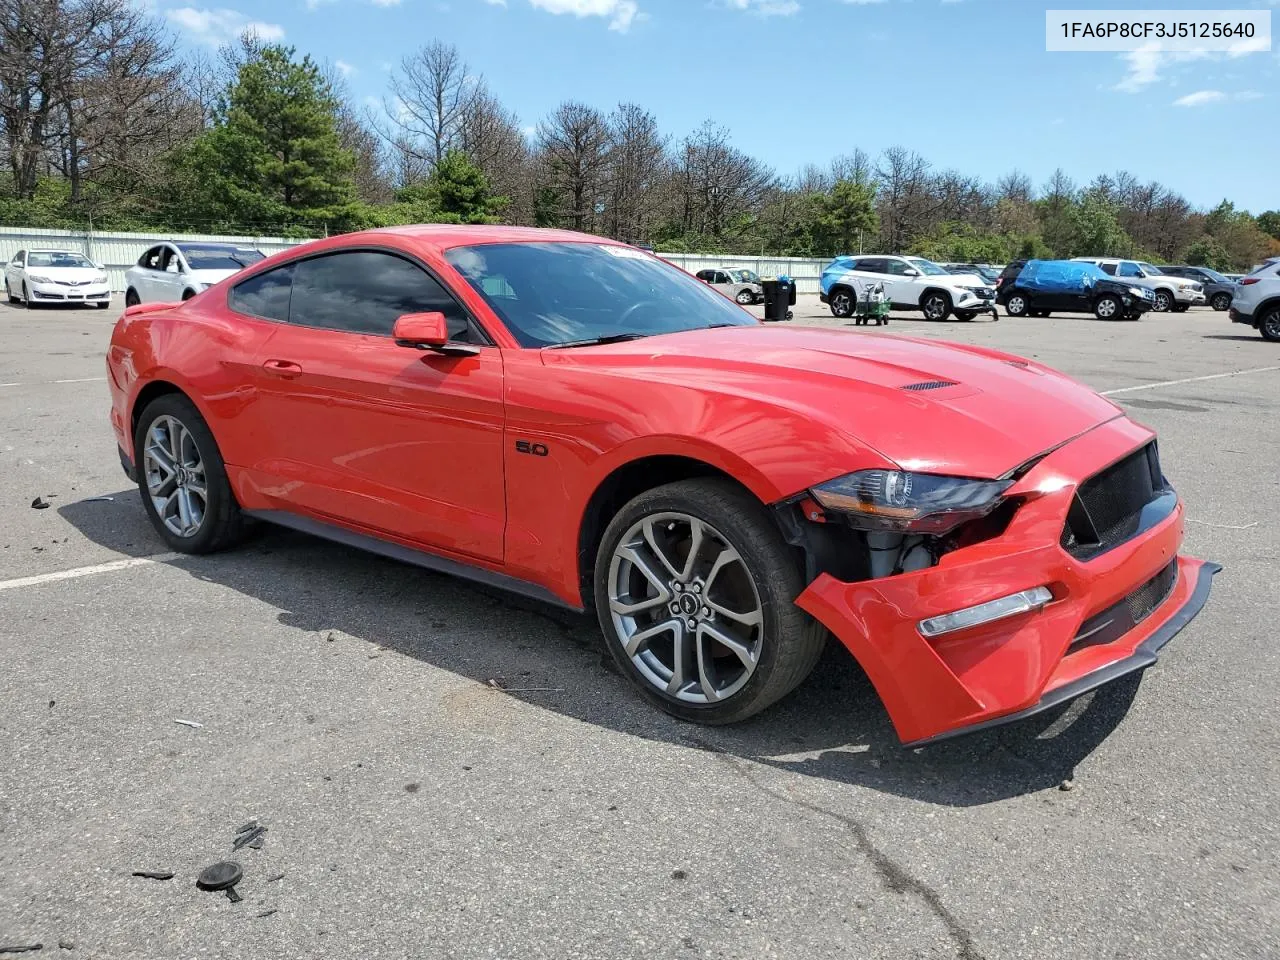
225,888,243,904
236,820,258,835
0,947,43,955
131,871,175,881
232,825,267,850
257,910,278,919
267,873,285,883
30,498,49,510
247,835,264,850
197,861,244,903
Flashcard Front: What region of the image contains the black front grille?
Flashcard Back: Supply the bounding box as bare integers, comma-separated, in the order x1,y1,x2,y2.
1061,442,1169,560
1069,562,1178,653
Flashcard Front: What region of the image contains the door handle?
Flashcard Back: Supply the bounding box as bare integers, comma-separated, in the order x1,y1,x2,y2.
262,359,303,379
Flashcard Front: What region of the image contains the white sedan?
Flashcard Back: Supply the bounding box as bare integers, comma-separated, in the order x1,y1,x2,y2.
5,249,112,309
124,242,265,306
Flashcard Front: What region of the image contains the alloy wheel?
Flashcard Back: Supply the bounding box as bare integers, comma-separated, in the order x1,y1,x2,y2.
736,290,753,305
143,415,207,538
1212,293,1231,312
923,295,946,320
1154,292,1171,312
1008,295,1026,315
1097,298,1118,319
607,512,764,705
1263,309,1280,341
831,291,852,317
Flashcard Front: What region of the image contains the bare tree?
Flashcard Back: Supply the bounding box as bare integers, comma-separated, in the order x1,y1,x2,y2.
830,149,873,190
603,102,667,242
459,82,529,220
874,147,934,251
673,121,774,240
536,101,609,232
386,40,472,174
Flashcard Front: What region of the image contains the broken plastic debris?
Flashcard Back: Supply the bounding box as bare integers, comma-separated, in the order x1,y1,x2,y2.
173,719,202,729
83,496,115,503
132,871,175,881
256,909,277,919
30,497,49,510
232,825,267,851
0,947,43,955
267,873,285,883
196,861,244,903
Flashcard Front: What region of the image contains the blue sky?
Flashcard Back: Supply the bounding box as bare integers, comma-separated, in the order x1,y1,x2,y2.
161,0,1277,212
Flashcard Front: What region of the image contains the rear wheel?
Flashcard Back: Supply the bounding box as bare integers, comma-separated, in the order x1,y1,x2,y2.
1261,306,1280,342
1004,293,1029,317
1095,295,1123,320
133,394,247,554
594,479,827,725
921,290,952,322
829,287,855,319
1211,292,1231,312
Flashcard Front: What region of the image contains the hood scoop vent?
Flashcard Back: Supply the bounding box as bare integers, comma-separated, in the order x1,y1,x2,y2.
901,380,959,392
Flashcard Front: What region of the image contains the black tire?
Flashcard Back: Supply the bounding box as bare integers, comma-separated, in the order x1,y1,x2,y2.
593,478,827,725
921,290,952,321
125,288,140,307
182,288,198,301
133,393,248,554
1004,292,1029,317
96,300,111,309
23,282,34,309
1171,303,1189,313
1211,292,1232,312
4,279,16,304
828,286,855,319
954,310,977,322
735,289,753,305
1094,294,1123,321
1152,289,1173,313
1260,305,1280,343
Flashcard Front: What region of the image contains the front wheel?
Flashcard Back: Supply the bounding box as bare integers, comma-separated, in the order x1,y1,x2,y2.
735,289,754,305
125,288,140,307
921,291,952,322
1095,295,1123,320
1260,306,1280,342
1005,293,1029,317
133,394,248,554
594,479,827,725
4,279,15,304
1211,292,1232,312
829,287,855,319
1152,290,1173,313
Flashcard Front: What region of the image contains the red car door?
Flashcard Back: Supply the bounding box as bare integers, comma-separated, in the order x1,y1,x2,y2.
241,249,506,563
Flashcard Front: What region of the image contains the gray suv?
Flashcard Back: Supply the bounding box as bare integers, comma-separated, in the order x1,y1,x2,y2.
1227,257,1280,341
1160,265,1237,312
695,268,762,305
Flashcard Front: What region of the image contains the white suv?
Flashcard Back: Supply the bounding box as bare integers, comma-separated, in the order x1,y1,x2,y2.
821,255,997,321
1071,258,1205,313
1227,257,1280,342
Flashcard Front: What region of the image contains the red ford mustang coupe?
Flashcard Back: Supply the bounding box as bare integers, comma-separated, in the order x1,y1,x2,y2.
106,226,1218,745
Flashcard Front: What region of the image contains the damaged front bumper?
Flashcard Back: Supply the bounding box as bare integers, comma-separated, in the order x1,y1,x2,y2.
794,417,1219,746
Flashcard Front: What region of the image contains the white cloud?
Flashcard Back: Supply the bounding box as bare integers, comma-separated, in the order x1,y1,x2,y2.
1172,89,1225,107
526,0,640,32
371,0,402,6
165,7,285,45
725,0,800,15
335,59,356,76
1115,38,1270,94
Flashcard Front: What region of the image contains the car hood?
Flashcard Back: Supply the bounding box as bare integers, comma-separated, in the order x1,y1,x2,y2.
934,272,989,287
544,325,1124,480
188,268,242,286
26,266,102,282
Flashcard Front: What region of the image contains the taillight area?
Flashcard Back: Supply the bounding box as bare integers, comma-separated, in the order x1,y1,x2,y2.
1240,277,1260,285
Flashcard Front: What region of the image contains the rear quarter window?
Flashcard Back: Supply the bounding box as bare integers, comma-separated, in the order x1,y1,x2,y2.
229,264,294,322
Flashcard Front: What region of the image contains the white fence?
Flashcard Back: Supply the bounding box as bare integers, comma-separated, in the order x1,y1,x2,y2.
659,253,829,295
0,226,309,293
0,226,832,296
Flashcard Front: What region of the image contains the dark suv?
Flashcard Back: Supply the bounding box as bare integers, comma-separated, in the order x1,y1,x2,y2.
997,259,1156,320
1159,265,1236,312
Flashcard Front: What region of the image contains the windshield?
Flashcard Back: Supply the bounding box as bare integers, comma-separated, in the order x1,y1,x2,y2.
906,257,949,276
445,242,757,348
27,252,94,269
1199,268,1229,283
1138,262,1163,275
179,245,265,270
730,269,759,283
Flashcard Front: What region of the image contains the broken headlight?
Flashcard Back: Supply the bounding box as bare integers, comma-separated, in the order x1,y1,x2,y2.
810,470,1012,535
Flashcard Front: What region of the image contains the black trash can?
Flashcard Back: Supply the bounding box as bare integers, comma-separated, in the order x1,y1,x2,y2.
761,277,794,322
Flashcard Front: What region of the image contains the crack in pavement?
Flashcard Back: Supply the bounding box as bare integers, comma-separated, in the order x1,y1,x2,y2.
685,735,985,960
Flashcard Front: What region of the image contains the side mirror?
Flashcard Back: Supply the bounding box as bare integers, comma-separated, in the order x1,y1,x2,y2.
393,312,479,357
903,269,920,277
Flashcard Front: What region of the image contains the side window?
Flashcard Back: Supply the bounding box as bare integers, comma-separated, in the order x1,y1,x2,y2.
1098,262,1117,276
882,259,913,276
1117,262,1141,278
139,246,162,269
853,258,885,274
160,247,182,273
12,250,24,266
715,271,731,284
696,270,715,282
229,264,295,322
289,250,477,342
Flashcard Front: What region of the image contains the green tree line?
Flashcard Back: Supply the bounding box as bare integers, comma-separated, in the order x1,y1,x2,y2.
2,4,1277,269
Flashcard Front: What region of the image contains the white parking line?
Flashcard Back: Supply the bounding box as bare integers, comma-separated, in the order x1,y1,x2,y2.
0,377,107,387
1102,365,1280,396
0,554,180,592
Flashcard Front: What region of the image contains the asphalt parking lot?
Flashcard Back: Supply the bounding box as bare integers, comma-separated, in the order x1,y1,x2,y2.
2,296,1278,960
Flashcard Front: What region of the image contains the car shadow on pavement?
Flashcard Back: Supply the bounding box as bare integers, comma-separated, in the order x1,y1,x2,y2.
60,491,1141,808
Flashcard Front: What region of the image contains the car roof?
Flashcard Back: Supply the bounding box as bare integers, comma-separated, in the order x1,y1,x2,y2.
357,224,621,252
25,248,89,255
